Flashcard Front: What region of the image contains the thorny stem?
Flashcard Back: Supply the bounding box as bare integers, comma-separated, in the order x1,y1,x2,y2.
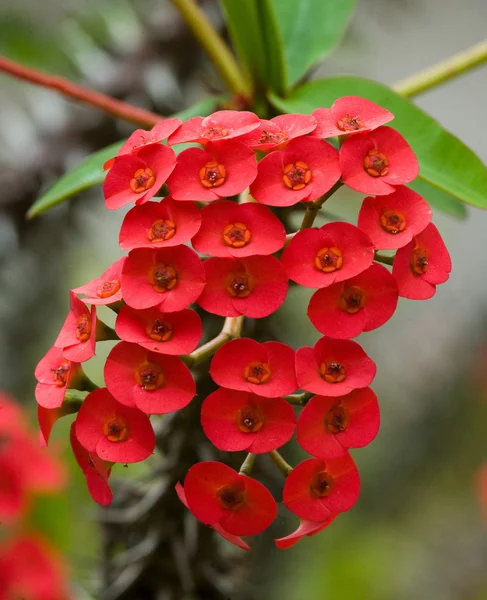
374,252,395,266
0,56,163,128
299,182,343,231
239,453,257,476
284,391,313,407
182,315,244,368
268,450,293,477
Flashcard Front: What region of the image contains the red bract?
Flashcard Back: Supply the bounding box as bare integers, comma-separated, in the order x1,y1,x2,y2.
34,346,81,409
54,291,96,362
168,110,260,145
103,144,176,210
210,338,297,397
281,222,374,288
115,306,202,355
274,515,337,549
197,255,288,318
121,246,205,311
167,141,257,201
38,402,79,446
358,186,432,250
239,113,317,151
250,137,340,206
104,118,182,170
392,222,451,299
71,256,125,305
75,388,155,463
119,196,201,250
191,200,286,258
201,388,296,453
283,455,360,521
295,337,376,396
104,342,195,414
297,388,380,458
312,96,393,139
340,126,419,195
308,263,398,338
181,461,277,536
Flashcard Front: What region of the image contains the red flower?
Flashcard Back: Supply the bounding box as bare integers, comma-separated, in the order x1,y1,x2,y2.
274,515,337,549
70,424,113,506
239,113,317,151
297,388,380,458
311,96,393,139
103,144,176,210
115,306,202,355
74,388,155,463
119,196,201,250
192,200,286,258
392,222,451,299
250,137,340,206
121,246,205,311
34,346,81,409
104,342,195,414
168,110,260,145
71,257,125,305
197,256,288,318
283,455,360,521
358,186,432,250
340,126,419,195
38,401,79,446
201,388,296,453
295,337,376,396
54,291,96,362
308,263,398,338
181,461,277,536
167,141,257,202
210,338,297,397
281,222,374,288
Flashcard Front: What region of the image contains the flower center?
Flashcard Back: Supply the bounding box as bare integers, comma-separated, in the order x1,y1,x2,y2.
309,470,334,498
51,361,70,387
149,264,178,292
243,361,272,384
75,314,92,342
410,247,429,275
146,318,173,342
319,360,346,384
282,161,312,191
223,223,251,248
315,247,343,273
96,279,120,299
130,168,156,193
337,113,365,132
363,149,389,177
147,219,176,243
201,126,228,140
135,362,165,391
226,272,252,298
339,285,366,314
259,129,289,145
199,161,226,188
216,484,245,511
380,210,406,234
236,405,264,433
103,418,129,443
325,405,349,434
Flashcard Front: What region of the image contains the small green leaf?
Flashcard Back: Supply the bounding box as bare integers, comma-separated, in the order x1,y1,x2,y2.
269,77,487,211
270,0,357,88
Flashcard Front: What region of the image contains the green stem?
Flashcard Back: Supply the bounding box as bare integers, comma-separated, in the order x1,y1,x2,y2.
107,300,125,314
393,39,487,98
183,315,245,368
374,251,395,266
268,450,293,477
239,453,257,476
284,391,313,407
170,0,251,98
75,370,99,393
300,182,343,231
95,319,120,342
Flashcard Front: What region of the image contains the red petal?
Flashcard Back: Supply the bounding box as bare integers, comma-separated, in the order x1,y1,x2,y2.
274,515,337,549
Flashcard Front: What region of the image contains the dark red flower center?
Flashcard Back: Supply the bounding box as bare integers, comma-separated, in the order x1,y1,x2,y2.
75,314,92,342
226,272,252,298
337,113,365,132
410,247,429,275
363,149,389,177
223,222,251,248
339,286,366,314
236,405,264,433
315,247,343,273
309,470,334,498
135,362,165,391
243,361,272,384
325,404,349,434
130,168,156,193
259,129,289,145
103,418,129,443
96,279,120,299
51,361,71,387
201,126,229,140
146,318,173,342
147,219,177,243
149,264,178,292
282,161,312,191
380,210,406,234
199,161,226,188
319,360,346,384
216,484,245,511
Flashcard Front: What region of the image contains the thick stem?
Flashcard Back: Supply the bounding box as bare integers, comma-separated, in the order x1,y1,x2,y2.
183,315,244,368
268,450,293,477
0,56,163,128
170,0,251,98
393,39,487,98
284,391,313,407
374,252,395,266
299,182,343,231
239,453,257,476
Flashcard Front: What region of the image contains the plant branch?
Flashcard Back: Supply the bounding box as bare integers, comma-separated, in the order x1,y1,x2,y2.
182,315,244,368
268,450,293,477
239,453,257,476
374,251,394,266
0,56,163,128
393,39,487,98
300,182,343,231
284,391,313,407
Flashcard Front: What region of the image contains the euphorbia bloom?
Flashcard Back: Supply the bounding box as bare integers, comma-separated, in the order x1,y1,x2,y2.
168,110,260,145
71,257,125,305
54,291,96,363
34,346,81,409
274,515,337,549
239,113,317,151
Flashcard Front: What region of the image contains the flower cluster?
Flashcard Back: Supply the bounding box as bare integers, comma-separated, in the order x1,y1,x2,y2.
35,99,451,550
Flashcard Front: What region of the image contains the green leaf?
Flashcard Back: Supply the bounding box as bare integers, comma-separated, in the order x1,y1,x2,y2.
270,0,357,88
256,0,287,96
408,179,467,219
269,77,487,211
